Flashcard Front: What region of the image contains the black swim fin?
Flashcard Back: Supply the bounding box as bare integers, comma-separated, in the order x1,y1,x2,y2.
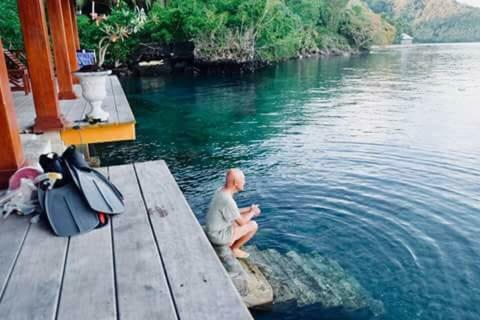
39,153,100,237
62,146,125,215
44,183,100,237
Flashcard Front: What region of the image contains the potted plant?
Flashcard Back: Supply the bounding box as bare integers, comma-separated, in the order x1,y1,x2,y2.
74,3,146,122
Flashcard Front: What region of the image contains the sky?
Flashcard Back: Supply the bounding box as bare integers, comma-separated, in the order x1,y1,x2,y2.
456,0,480,7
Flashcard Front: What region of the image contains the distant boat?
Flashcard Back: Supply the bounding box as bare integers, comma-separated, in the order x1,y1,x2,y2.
401,33,414,45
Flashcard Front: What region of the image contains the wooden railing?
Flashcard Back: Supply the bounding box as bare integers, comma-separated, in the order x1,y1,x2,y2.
4,49,31,95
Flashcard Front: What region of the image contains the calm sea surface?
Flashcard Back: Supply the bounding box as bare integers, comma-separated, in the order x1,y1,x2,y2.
96,43,480,320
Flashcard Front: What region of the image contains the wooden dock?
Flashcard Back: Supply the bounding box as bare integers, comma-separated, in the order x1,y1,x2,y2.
0,161,252,320
13,76,136,145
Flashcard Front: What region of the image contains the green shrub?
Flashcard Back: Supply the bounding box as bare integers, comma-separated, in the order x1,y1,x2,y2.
339,6,375,50
77,15,103,50
0,0,22,49
75,0,393,65
78,1,146,67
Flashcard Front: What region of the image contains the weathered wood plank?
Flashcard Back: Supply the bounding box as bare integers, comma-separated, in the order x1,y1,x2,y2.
0,221,68,320
111,77,135,123
103,77,119,124
134,161,252,320
13,94,36,131
63,97,88,125
0,217,30,299
59,86,84,120
63,77,119,128
109,164,177,320
14,76,133,134
56,168,116,320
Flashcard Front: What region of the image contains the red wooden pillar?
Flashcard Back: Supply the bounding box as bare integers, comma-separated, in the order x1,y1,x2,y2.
62,0,80,83
0,40,25,188
47,0,77,100
17,0,66,132
70,0,81,51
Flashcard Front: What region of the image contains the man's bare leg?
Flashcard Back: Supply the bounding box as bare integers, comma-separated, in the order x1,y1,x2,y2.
230,221,258,258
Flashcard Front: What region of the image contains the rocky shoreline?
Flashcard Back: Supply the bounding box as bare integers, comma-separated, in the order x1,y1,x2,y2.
110,42,363,77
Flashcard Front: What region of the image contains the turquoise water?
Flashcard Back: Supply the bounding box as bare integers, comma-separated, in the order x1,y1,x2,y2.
96,43,480,320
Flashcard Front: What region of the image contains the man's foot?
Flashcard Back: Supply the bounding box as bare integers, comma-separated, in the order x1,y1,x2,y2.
233,248,250,259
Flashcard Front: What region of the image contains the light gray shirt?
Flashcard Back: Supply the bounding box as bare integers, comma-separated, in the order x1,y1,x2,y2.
205,188,240,245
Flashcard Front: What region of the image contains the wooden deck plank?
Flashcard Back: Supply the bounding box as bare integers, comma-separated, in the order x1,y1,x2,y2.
13,94,35,131
63,96,88,125
62,77,121,129
0,221,68,320
103,76,120,124
56,169,116,320
111,77,135,123
13,76,132,132
109,164,178,320
60,81,88,124
0,218,30,299
60,92,85,121
134,161,252,320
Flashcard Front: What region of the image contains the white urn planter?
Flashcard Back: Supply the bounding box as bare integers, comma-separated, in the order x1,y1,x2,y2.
74,70,112,122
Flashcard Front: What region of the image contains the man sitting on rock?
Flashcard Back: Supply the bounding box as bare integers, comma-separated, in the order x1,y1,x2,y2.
206,168,260,259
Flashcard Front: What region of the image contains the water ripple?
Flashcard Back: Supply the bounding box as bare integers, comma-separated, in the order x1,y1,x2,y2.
96,43,480,320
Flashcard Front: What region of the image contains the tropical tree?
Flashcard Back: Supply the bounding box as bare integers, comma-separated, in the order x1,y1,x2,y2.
0,0,22,49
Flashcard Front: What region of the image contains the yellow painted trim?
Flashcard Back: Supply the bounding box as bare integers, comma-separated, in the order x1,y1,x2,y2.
60,122,136,145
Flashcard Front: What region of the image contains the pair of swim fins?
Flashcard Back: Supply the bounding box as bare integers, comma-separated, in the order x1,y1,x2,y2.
38,146,124,237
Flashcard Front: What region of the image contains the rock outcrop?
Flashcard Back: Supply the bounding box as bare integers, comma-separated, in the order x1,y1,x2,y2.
212,244,274,309
246,246,385,319
210,241,384,318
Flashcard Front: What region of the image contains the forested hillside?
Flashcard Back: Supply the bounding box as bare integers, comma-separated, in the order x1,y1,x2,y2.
1,0,395,69
364,0,480,43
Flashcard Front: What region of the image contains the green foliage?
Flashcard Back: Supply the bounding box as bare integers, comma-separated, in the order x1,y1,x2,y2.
0,0,22,49
339,5,375,50
78,15,103,50
140,0,382,62
0,0,394,67
78,1,146,67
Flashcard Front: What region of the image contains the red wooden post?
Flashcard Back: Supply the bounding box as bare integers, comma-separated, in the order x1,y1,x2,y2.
62,0,80,83
70,0,81,51
0,40,25,188
47,0,77,100
17,0,66,132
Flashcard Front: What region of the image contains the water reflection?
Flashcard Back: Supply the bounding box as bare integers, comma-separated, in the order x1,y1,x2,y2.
95,43,480,320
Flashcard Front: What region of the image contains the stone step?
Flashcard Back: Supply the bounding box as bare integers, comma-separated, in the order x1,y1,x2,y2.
237,258,273,309
286,250,343,308
243,247,384,318
306,252,369,310
264,249,318,307
249,248,297,305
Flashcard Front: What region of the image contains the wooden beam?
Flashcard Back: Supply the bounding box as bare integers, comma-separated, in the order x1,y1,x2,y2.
70,0,81,51
47,0,77,100
17,0,66,133
0,40,25,188
60,122,136,145
62,0,80,83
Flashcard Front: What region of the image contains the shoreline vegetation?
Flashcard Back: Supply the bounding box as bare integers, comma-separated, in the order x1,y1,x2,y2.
1,0,396,74
3,0,480,74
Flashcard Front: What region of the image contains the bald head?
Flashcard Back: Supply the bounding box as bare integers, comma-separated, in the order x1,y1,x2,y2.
224,168,245,193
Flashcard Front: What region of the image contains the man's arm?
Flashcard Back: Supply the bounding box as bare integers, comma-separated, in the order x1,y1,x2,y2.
239,207,252,214
235,205,260,226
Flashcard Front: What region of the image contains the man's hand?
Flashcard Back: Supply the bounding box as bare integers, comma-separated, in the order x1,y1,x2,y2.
250,204,261,217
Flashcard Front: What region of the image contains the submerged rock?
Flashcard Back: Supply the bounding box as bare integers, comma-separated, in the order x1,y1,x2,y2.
246,246,385,319
212,244,274,308
238,259,274,309
210,241,383,318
